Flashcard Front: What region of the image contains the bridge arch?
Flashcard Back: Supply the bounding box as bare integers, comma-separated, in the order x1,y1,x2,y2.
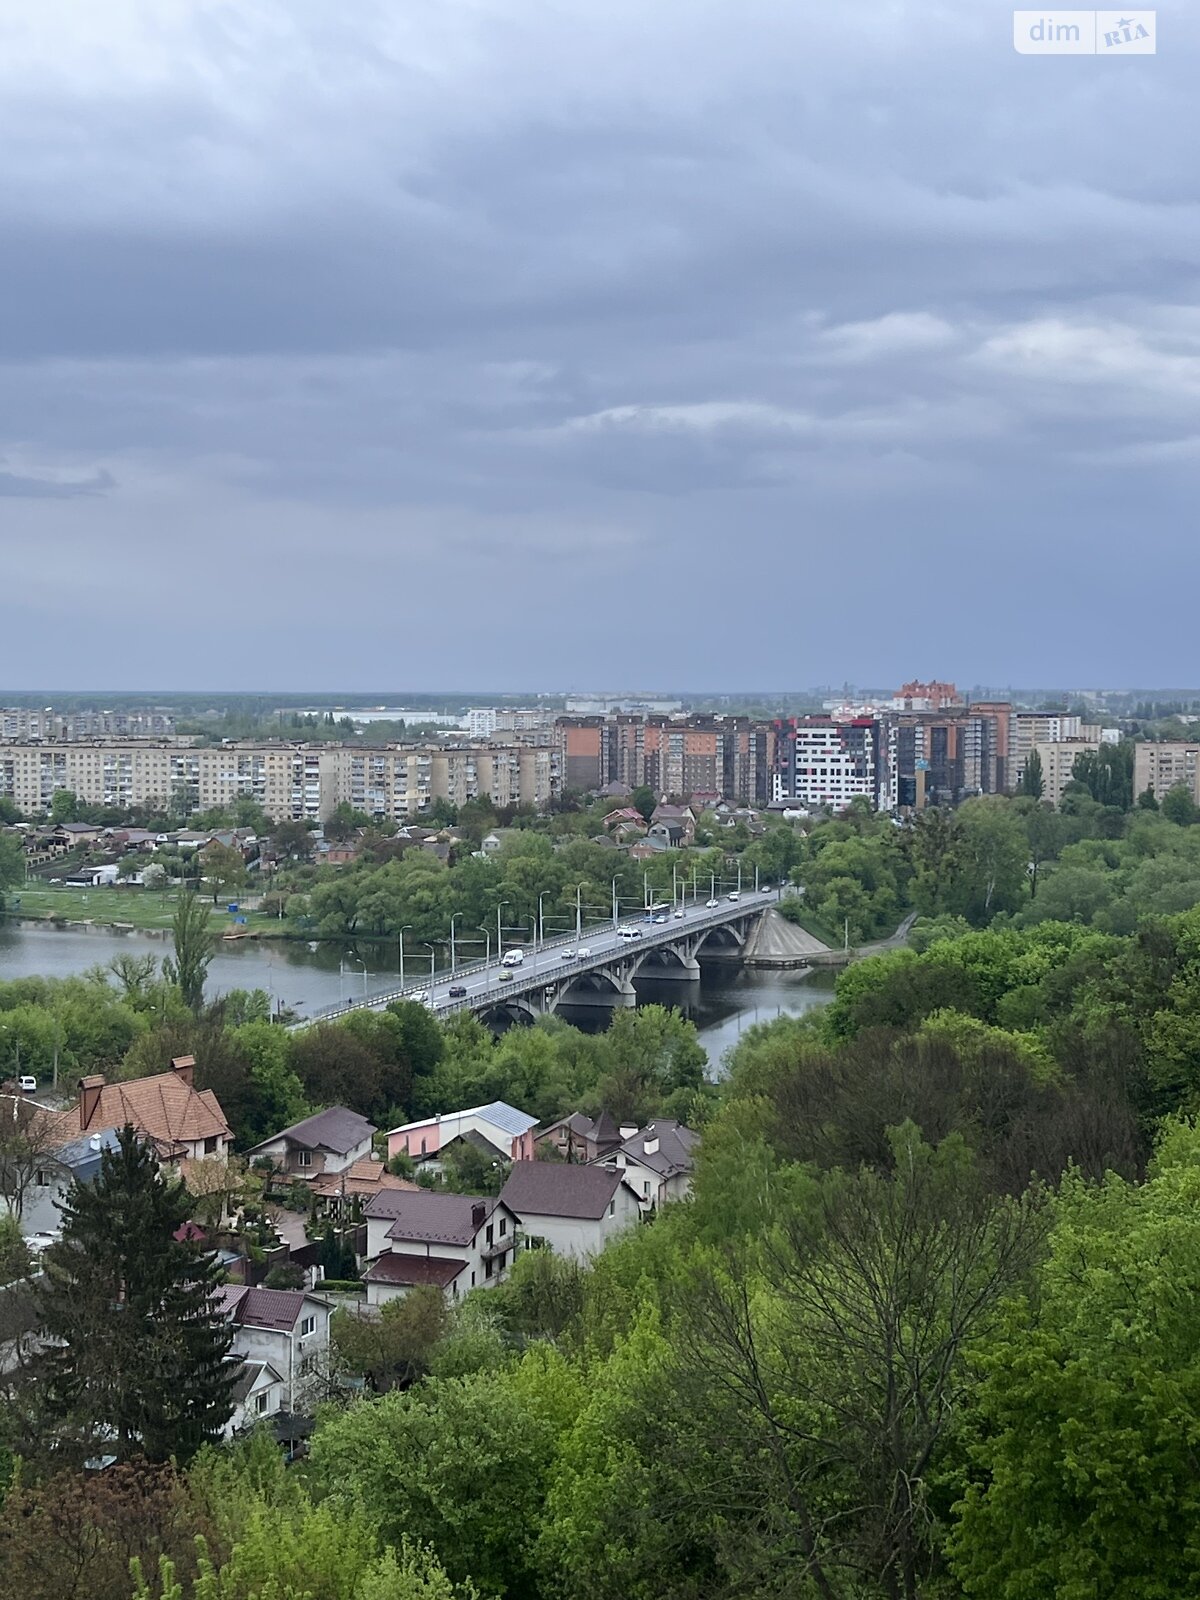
695,923,745,956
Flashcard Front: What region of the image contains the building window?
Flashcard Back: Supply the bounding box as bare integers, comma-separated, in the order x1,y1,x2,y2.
484,1258,493,1280
499,1216,506,1235
420,1138,427,1155
609,1199,615,1216
203,1136,218,1155
471,1270,476,1287
255,1391,270,1415
35,1169,52,1187
296,1149,312,1168
299,1315,316,1337
486,1223,494,1246
643,1180,651,1196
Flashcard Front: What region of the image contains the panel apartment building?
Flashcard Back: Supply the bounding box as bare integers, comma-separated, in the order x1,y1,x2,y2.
0,741,551,824
0,706,175,741
1134,742,1200,806
555,714,772,805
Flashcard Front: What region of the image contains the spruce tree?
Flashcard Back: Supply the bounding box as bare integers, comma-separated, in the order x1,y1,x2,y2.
32,1125,236,1464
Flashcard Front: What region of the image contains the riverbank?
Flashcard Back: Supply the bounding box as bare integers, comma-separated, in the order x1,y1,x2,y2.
3,885,282,935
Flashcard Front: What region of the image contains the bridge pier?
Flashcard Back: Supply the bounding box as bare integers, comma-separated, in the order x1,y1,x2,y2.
636,955,701,982
555,976,637,1012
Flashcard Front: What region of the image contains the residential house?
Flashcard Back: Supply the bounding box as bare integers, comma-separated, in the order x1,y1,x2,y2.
649,803,696,844
309,1155,419,1216
65,1058,231,1160
53,821,106,847
212,1285,333,1408
498,1162,642,1260
20,1124,123,1237
536,1110,623,1164
646,820,685,849
58,1058,232,1165
361,1190,520,1305
628,836,671,861
600,1119,700,1209
223,1357,285,1438
247,1107,376,1182
386,1101,539,1166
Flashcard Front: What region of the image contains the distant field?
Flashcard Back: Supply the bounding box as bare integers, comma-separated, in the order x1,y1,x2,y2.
4,886,273,934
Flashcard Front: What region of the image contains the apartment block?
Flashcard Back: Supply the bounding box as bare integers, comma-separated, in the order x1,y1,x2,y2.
1134,742,1200,806
771,717,882,810
0,707,176,741
553,714,772,805
1034,740,1100,806
0,739,551,824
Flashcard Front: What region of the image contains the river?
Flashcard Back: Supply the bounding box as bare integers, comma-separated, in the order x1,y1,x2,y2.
0,921,834,1070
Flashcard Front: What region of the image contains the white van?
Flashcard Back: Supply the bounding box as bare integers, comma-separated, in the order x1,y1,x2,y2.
501,948,525,967
18,1076,37,1095
617,926,642,941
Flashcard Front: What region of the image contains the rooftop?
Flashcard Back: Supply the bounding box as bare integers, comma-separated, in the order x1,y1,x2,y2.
249,1106,376,1157
618,1119,700,1179
63,1061,231,1151
213,1285,327,1334
500,1161,631,1221
364,1189,499,1247
362,1254,466,1288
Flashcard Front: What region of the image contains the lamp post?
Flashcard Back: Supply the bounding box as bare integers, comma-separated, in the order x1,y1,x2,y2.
399,924,412,990
611,877,619,929
497,900,509,958
574,882,585,943
478,925,492,967
422,942,437,981
449,913,462,974
354,955,368,998
537,893,549,952
710,871,716,902
643,871,650,911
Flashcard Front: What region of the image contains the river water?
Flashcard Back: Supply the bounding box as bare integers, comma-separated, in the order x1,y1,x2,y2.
0,921,834,1071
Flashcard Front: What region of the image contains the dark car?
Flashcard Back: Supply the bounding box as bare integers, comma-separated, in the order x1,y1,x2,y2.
448,984,467,998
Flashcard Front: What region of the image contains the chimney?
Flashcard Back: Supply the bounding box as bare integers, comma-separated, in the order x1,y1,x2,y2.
79,1075,105,1132
471,1202,486,1230
644,1137,659,1157
619,1125,638,1141
172,1055,196,1088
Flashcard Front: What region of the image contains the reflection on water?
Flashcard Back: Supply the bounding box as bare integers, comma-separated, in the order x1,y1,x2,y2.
0,922,835,1063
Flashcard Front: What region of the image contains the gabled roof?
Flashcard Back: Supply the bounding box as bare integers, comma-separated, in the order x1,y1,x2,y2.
248,1106,376,1157
310,1156,419,1199
213,1285,328,1334
500,1161,634,1221
386,1100,538,1141
228,1357,283,1404
364,1190,499,1246
362,1254,466,1289
617,1119,700,1180
65,1070,231,1150
52,1127,123,1181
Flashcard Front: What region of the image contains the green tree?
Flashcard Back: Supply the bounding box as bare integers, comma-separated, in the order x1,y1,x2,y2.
162,891,214,1012
1137,785,1160,810
1019,748,1045,799
950,1120,1200,1598
630,786,657,824
946,798,1030,924
25,1126,235,1464
331,1286,451,1392
0,832,24,895
271,820,315,863
49,789,79,824
1161,782,1199,826
201,841,246,904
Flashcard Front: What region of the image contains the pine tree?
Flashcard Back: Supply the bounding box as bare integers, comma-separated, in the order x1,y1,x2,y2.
1019,749,1045,800
31,1125,236,1464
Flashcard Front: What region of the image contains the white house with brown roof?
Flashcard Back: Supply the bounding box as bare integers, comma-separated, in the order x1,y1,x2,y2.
598,1119,700,1209
361,1190,520,1306
212,1285,332,1408
223,1357,285,1438
247,1107,376,1180
498,1162,642,1260
64,1057,232,1163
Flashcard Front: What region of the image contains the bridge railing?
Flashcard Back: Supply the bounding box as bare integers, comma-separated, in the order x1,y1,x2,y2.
292,899,768,1028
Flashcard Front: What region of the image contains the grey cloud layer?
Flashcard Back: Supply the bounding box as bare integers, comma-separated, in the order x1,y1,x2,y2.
0,0,1196,688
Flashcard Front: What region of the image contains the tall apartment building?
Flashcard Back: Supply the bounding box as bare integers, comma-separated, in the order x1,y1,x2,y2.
1033,740,1101,807
0,740,551,824
1133,743,1200,806
0,707,176,741
553,714,772,805
771,717,883,810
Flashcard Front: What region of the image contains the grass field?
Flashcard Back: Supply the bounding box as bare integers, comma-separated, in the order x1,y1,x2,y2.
4,885,275,934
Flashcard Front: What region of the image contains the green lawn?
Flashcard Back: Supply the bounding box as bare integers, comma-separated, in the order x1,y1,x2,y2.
5,885,275,934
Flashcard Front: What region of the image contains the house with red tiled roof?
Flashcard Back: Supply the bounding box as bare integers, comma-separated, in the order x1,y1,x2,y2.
61,1057,232,1164
309,1155,419,1217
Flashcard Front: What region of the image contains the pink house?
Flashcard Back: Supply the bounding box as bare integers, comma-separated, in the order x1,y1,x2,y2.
386,1100,539,1166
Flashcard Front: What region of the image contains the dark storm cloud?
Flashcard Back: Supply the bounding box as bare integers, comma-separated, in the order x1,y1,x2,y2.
0,0,1197,688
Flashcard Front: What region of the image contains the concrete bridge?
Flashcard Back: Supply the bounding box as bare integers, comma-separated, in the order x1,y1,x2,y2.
296,890,779,1029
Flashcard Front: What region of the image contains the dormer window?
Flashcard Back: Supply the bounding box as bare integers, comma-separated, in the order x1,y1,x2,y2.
296,1148,312,1168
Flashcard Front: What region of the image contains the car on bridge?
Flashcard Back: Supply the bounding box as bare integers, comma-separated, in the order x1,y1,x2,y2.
705,898,719,908
577,945,592,958
560,948,577,962
653,914,668,923
501,949,525,967
617,926,642,940
499,970,514,982
448,984,467,997
673,909,685,918
728,891,740,901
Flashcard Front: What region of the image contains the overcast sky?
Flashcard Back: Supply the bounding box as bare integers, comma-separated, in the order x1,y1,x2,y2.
0,1,1196,693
